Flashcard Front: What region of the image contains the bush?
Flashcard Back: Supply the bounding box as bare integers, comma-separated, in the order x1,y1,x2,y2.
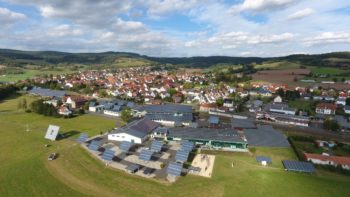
249,147,256,154
25,109,32,113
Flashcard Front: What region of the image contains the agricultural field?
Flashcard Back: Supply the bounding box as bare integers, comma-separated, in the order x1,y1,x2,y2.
253,61,302,70
1,96,350,197
113,57,153,67
251,68,310,87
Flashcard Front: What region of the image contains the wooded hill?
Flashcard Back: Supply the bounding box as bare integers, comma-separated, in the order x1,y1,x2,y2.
0,48,349,68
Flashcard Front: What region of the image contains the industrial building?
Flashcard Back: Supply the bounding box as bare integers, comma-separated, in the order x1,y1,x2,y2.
167,127,248,151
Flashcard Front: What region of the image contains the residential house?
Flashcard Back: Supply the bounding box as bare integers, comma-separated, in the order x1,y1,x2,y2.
65,96,87,109
304,153,350,170
316,103,337,115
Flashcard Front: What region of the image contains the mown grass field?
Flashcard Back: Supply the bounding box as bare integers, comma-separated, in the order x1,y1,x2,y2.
0,68,76,82
310,67,346,75
1,96,350,197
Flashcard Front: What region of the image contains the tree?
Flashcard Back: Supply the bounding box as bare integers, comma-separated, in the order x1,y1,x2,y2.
323,119,340,132
121,107,132,123
168,88,177,96
216,98,224,107
346,97,350,106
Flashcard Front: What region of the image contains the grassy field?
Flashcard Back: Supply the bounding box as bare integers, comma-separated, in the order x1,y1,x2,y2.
0,68,76,82
310,67,346,75
1,96,350,197
253,61,302,70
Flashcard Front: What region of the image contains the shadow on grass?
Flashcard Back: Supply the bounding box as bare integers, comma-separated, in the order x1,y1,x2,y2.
58,130,81,140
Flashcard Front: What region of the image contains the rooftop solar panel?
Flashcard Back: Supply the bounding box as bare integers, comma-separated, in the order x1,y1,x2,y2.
150,140,163,152
256,156,272,163
167,162,183,177
102,149,115,161
120,141,133,152
282,160,315,173
175,149,190,162
139,149,154,161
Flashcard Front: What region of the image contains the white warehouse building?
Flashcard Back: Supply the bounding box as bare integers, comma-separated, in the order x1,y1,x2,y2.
108,118,160,144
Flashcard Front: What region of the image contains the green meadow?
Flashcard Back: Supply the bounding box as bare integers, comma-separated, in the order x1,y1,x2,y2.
0,96,350,197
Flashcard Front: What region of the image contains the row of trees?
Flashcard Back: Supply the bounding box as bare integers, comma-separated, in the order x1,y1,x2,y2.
29,99,60,117
0,84,19,100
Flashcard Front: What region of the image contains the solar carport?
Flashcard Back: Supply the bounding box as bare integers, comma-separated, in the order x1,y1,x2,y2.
76,133,88,143
282,160,315,173
88,140,102,151
167,162,183,177
120,141,133,152
139,149,154,161
150,140,163,152
102,149,115,161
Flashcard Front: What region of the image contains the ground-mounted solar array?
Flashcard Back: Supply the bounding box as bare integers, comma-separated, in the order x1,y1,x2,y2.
120,141,133,152
76,133,88,143
282,160,315,173
167,162,183,177
102,149,115,161
88,140,101,151
150,140,163,152
175,149,190,162
256,156,272,163
139,149,154,161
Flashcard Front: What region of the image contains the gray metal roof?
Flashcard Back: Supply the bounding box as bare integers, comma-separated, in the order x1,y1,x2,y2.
244,125,290,147
134,104,192,113
168,127,246,143
145,113,193,123
231,118,256,129
111,118,160,139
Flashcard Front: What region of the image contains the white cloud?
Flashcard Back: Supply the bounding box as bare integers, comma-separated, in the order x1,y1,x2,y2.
47,24,83,37
145,0,200,17
0,7,26,25
304,32,350,46
288,8,314,20
231,0,298,13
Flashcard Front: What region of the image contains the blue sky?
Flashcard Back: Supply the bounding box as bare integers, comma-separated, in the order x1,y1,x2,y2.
0,0,349,57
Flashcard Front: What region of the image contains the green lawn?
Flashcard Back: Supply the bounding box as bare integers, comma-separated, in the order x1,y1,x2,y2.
1,96,350,197
288,99,315,115
0,68,76,82
310,67,346,75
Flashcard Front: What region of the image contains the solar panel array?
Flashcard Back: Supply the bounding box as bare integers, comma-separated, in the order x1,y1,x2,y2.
282,160,315,173
139,149,154,161
181,140,194,152
150,140,163,152
256,156,272,163
175,149,190,162
167,162,183,177
88,140,101,151
102,149,115,161
120,141,133,152
76,133,88,143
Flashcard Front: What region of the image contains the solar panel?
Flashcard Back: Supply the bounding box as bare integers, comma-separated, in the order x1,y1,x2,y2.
76,133,89,143
167,162,183,177
126,164,140,173
139,149,154,161
150,140,163,152
181,140,194,152
45,125,60,141
175,149,190,162
102,149,115,161
88,140,101,151
120,141,133,152
256,156,272,163
282,160,315,173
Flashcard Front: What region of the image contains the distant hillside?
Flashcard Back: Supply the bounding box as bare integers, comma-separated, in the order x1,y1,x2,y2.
0,48,349,68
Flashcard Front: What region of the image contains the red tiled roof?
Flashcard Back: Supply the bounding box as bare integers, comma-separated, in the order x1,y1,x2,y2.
316,103,337,110
304,153,350,165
